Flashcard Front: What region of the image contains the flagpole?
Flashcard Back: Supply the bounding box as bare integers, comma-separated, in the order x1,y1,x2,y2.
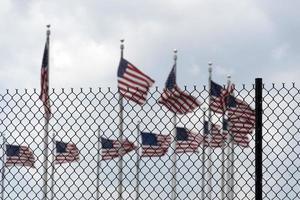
201,107,207,200
221,115,226,200
171,112,177,200
134,121,141,200
229,149,235,200
226,75,235,200
222,75,234,200
220,76,231,200
49,134,55,200
1,133,6,200
42,25,51,200
206,62,213,200
117,39,125,200
48,24,56,200
171,49,178,200
96,128,102,200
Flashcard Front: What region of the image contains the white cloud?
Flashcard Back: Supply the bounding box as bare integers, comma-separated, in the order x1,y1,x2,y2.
266,68,300,83
1,0,295,89
271,43,290,60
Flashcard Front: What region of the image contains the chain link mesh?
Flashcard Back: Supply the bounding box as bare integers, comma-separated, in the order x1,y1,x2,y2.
0,83,299,200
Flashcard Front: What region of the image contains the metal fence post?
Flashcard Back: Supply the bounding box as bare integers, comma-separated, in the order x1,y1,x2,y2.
255,78,263,200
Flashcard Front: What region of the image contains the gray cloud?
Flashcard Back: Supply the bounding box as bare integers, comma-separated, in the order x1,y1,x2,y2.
1,0,300,91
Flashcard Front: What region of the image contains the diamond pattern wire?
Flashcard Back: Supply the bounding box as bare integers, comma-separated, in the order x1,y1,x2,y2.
0,83,299,200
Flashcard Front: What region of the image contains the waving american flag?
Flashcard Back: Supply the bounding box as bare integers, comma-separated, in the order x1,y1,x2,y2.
39,36,51,120
118,58,154,105
6,145,35,168
55,141,80,164
159,66,200,114
101,137,136,160
175,127,202,153
210,80,234,114
141,132,171,157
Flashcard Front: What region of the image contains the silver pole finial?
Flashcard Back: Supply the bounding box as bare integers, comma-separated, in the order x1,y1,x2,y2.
208,62,212,72
120,39,125,49
173,49,178,61
46,24,51,36
227,75,231,80
120,39,125,58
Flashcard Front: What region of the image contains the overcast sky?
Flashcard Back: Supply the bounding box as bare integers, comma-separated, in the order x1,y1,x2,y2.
1,0,300,91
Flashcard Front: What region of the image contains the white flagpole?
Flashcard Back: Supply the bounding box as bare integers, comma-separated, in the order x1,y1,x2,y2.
171,113,177,200
223,75,234,200
226,75,235,200
1,133,6,200
49,131,55,200
42,25,51,200
205,63,213,200
200,107,207,200
48,24,56,200
96,128,102,200
135,121,141,200
229,149,235,200
117,39,125,200
171,49,178,200
221,116,227,200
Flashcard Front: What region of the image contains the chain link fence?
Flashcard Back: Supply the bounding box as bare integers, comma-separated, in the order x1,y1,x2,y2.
0,83,299,200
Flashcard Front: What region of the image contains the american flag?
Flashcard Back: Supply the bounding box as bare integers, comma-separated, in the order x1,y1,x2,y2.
6,145,35,168
223,118,251,147
159,66,200,114
101,137,136,160
210,80,234,114
229,117,254,134
230,117,253,148
55,141,80,164
141,132,171,157
227,96,255,125
117,58,155,105
175,127,202,153
203,121,224,148
231,133,250,147
39,36,51,120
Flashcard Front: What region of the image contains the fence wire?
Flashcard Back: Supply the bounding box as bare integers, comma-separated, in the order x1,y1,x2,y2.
0,83,299,200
